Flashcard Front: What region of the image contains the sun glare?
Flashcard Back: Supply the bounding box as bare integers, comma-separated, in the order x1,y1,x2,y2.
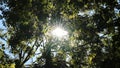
51,27,68,38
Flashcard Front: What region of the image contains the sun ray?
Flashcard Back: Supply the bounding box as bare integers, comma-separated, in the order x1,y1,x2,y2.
51,27,68,38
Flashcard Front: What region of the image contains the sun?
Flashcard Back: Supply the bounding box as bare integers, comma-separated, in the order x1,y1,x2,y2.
51,27,68,38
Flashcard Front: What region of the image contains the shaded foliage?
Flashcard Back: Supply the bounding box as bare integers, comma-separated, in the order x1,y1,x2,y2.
0,0,120,68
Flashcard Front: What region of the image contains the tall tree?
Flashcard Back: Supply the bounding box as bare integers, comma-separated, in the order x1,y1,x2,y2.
2,0,44,68
1,0,120,68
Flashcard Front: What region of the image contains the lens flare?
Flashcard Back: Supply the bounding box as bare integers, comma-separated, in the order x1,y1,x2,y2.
51,27,68,38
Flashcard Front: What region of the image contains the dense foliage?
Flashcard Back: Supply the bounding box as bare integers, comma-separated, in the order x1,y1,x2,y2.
0,0,120,68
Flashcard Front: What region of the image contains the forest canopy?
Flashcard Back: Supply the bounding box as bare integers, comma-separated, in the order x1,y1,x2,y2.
0,0,120,68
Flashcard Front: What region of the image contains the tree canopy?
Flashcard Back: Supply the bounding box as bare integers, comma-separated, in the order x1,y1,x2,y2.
0,0,120,68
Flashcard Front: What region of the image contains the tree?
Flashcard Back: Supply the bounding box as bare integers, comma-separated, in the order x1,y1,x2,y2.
67,0,120,68
1,0,44,68
1,0,120,68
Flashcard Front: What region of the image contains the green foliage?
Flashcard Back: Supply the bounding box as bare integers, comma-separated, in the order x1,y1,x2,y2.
1,0,120,68
0,63,15,68
0,49,4,59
